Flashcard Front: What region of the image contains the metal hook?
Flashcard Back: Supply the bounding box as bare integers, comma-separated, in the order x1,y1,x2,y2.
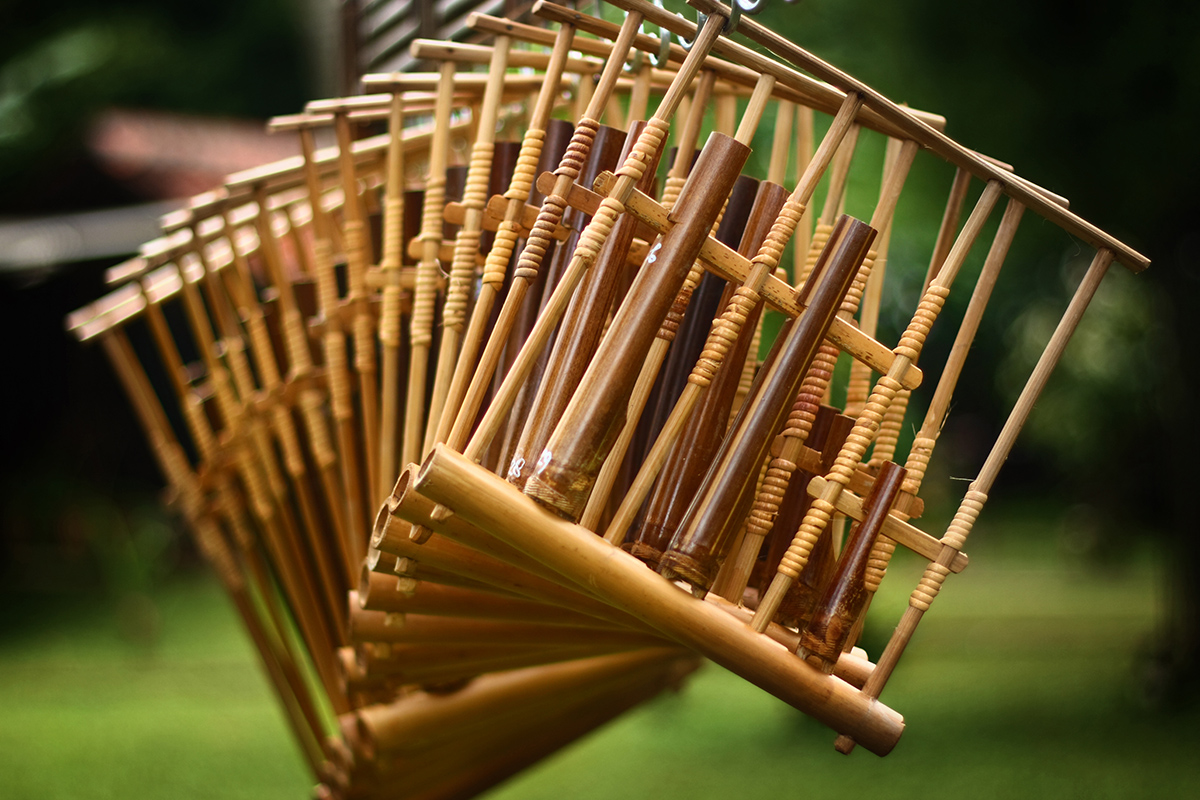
649,0,673,68
677,11,705,52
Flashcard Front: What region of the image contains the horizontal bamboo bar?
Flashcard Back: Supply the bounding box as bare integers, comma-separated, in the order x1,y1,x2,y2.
417,445,905,755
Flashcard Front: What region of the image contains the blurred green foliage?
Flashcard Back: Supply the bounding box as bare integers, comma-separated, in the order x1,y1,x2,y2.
0,0,310,212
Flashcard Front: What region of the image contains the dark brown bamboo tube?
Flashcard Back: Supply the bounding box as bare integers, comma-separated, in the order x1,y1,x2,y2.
658,215,876,595
416,445,905,755
798,461,906,671
492,121,628,473
507,121,662,491
626,179,789,566
634,173,761,463
767,408,855,628
524,132,751,520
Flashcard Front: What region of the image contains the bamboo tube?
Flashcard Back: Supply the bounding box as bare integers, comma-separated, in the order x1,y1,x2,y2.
377,90,407,505
624,179,786,564
214,207,346,644
721,138,917,602
797,461,906,672
506,121,664,495
296,125,367,583
352,640,644,687
751,407,853,623
332,108,381,505
845,136,906,416
575,73,777,529
424,37,513,453
461,10,727,463
369,511,667,630
866,164,971,462
658,215,875,595
404,61,458,468
600,91,864,548
847,198,1029,626
452,10,652,466
524,130,751,521
753,180,1004,631
351,655,693,799
355,649,688,757
140,263,349,659
251,183,352,623
356,573,629,630
835,247,1115,754
348,609,663,649
417,444,905,755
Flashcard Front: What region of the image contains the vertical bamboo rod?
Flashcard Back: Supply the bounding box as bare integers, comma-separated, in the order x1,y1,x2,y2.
404,61,458,467
378,90,408,503
425,37,513,451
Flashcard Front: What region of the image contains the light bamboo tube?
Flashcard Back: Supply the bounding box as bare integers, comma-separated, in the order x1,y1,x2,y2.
845,136,907,417
417,444,905,755
348,609,661,648
404,60,457,468
377,90,407,505
424,37,513,453
332,108,381,505
350,655,692,799
296,125,366,584
356,573,628,630
355,649,687,757
753,179,1004,631
835,247,1115,754
214,206,345,644
866,165,972,463
170,251,340,685
845,199,1027,642
251,183,352,623
461,10,726,463
600,92,863,546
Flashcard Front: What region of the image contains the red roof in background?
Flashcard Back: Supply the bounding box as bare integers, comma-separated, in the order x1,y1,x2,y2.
86,108,300,200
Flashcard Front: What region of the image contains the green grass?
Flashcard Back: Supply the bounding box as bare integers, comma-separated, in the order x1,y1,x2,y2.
0,517,1193,799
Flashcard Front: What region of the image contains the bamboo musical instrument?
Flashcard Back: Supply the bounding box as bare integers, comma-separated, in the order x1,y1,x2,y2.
65,1,1153,791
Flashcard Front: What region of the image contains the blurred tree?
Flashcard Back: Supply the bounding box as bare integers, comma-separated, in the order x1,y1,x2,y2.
0,0,311,213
